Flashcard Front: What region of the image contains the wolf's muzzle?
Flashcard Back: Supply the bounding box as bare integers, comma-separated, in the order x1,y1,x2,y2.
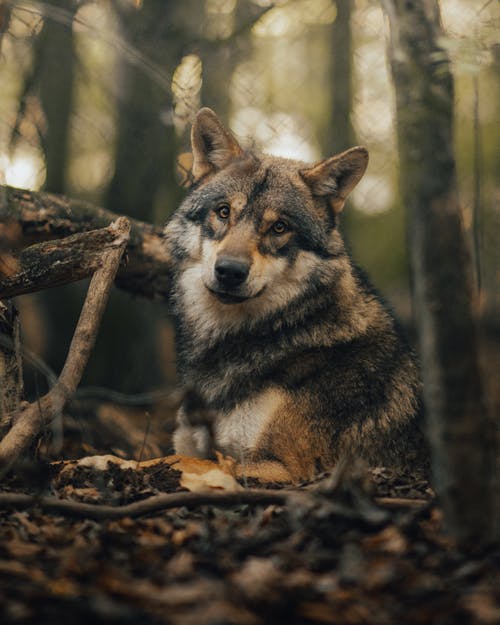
214,256,250,289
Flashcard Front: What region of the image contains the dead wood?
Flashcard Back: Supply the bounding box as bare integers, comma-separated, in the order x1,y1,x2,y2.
0,218,130,477
0,222,133,298
375,497,429,509
0,184,172,299
0,489,290,520
0,301,23,429
0,489,428,521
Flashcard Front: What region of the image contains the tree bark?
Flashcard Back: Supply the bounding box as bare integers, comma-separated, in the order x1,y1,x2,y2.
382,0,497,544
0,223,131,299
0,301,23,431
326,0,354,155
107,0,185,221
0,185,172,300
102,1,188,392
36,0,76,193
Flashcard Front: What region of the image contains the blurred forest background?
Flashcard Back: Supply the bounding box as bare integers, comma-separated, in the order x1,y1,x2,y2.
0,0,498,423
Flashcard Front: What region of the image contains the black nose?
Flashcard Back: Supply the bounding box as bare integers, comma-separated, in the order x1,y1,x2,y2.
215,257,250,288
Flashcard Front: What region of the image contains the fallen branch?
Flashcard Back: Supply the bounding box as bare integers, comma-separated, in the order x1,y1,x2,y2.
0,488,429,521
0,185,172,299
375,497,430,509
0,489,290,520
0,221,131,299
0,217,131,477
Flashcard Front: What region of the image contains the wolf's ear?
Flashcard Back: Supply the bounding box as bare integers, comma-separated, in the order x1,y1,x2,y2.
300,147,368,213
191,108,243,183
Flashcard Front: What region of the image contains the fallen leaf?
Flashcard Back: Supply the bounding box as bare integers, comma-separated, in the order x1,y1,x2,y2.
231,557,283,600
363,525,408,555
165,551,195,579
5,539,41,559
60,486,102,503
180,467,242,493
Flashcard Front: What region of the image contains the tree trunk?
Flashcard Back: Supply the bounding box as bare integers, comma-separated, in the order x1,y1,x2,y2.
102,1,186,392
107,0,184,221
36,0,76,193
325,0,354,155
382,0,497,544
200,2,259,121
0,301,23,433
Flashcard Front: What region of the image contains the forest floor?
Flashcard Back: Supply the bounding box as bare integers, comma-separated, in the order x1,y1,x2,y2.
0,405,499,625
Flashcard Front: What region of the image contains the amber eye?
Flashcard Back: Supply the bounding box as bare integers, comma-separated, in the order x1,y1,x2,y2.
216,204,230,220
272,220,288,235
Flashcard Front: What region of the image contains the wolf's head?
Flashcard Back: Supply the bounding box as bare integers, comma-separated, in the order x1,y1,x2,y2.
168,109,368,326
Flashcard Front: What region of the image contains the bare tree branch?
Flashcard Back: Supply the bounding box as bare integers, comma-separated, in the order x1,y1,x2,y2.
1,222,131,298
0,185,172,299
0,488,427,521
0,217,130,477
0,489,290,520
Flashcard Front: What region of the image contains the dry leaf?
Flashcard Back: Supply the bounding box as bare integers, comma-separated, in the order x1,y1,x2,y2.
232,557,283,600
177,451,242,492
180,467,242,493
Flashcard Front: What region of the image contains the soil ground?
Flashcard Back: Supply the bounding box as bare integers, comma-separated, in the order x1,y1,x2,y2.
0,406,498,625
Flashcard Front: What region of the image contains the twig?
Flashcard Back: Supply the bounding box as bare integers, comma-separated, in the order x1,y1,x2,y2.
0,489,430,521
472,74,482,293
0,489,289,520
74,386,181,407
136,411,152,467
0,333,57,387
375,496,430,509
0,218,130,477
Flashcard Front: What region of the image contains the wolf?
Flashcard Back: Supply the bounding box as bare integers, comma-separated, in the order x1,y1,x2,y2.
164,108,424,482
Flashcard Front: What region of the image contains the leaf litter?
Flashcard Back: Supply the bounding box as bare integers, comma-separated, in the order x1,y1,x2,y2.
0,451,498,625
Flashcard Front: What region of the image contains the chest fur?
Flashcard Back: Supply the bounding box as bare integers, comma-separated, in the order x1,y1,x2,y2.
213,388,285,456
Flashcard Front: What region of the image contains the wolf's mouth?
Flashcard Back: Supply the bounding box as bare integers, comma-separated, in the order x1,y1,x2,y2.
207,286,265,304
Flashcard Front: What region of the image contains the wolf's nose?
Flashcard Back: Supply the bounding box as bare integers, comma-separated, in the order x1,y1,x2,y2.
215,257,250,288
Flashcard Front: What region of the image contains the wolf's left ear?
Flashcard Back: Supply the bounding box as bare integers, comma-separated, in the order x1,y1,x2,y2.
191,108,243,183
300,147,368,213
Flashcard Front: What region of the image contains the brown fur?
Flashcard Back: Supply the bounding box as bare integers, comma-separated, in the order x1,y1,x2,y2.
164,108,426,482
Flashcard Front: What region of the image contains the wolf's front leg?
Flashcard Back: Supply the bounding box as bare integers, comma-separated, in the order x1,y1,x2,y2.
173,402,214,459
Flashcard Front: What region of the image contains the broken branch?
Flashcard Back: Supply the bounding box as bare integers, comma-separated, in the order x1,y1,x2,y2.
0,217,131,477
0,222,131,298
0,184,172,299
0,489,289,520
0,488,428,521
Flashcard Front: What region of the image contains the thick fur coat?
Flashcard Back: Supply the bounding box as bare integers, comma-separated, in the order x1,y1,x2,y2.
164,108,424,481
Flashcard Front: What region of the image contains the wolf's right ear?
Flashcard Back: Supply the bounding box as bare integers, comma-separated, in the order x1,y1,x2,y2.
191,108,243,183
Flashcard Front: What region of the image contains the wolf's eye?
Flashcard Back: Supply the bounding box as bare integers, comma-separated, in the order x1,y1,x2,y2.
271,220,288,235
216,204,230,220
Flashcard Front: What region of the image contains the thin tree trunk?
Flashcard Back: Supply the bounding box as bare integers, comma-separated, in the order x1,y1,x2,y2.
326,0,354,155
103,1,185,392
0,301,23,432
382,0,497,544
37,0,76,194
107,0,184,221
